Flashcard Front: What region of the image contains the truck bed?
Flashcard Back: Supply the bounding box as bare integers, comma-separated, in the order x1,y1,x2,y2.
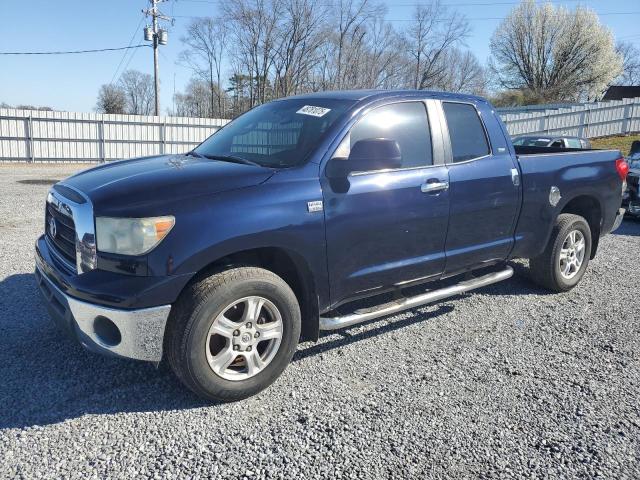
510,147,623,259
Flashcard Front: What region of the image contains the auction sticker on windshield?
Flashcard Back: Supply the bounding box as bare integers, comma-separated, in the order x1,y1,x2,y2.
297,105,331,117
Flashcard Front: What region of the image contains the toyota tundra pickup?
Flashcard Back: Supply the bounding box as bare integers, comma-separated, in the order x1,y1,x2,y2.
35,90,627,401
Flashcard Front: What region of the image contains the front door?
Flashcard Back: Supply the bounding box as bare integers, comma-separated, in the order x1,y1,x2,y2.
321,100,450,307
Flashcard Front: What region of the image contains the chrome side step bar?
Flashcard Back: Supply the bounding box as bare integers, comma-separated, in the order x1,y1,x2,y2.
319,266,513,331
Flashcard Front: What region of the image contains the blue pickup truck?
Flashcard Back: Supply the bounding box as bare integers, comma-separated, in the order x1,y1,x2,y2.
35,90,627,401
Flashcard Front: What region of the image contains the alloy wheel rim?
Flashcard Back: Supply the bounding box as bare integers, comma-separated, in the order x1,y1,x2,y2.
559,229,586,280
205,296,283,381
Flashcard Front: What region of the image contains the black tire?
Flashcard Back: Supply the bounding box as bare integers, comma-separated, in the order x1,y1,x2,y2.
529,213,592,292
166,267,301,402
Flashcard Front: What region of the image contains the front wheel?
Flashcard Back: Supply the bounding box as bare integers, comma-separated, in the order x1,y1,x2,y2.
529,213,592,292
166,267,301,402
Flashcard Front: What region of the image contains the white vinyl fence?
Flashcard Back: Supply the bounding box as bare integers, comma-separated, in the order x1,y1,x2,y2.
3,96,640,162
498,96,640,139
0,108,228,163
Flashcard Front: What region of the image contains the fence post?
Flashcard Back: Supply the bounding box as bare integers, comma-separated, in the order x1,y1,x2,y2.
161,121,166,155
26,114,35,162
623,103,633,135
99,120,106,162
544,112,550,134
584,106,590,138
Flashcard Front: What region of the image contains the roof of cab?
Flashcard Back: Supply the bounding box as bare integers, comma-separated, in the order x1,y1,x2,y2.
280,89,486,104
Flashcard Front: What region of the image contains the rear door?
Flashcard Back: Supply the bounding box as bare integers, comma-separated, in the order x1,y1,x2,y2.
438,100,521,275
322,100,450,306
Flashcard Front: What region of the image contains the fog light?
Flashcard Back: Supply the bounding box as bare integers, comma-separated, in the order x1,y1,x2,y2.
93,316,122,347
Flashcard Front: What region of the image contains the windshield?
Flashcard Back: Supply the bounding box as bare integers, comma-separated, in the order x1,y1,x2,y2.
194,98,354,168
512,137,552,147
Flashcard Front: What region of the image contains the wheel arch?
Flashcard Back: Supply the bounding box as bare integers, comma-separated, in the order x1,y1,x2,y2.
560,194,602,259
180,246,320,342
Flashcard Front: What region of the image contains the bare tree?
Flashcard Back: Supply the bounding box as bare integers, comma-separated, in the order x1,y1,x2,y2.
172,77,228,118
7,104,54,111
96,84,127,114
357,16,403,89
489,0,622,102
403,1,470,90
222,0,282,107
330,0,386,90
432,48,486,95
180,18,228,117
118,70,154,115
272,0,327,97
169,0,494,117
615,41,640,86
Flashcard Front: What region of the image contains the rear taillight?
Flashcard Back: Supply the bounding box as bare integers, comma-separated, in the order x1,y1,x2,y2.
615,157,629,180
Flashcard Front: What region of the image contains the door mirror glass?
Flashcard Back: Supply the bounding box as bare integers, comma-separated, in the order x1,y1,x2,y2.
349,138,402,171
326,138,402,178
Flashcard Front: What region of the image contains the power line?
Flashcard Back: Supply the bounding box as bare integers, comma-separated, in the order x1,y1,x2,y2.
174,0,599,5
170,10,640,22
120,41,144,77
0,45,150,55
384,11,640,21
110,14,146,85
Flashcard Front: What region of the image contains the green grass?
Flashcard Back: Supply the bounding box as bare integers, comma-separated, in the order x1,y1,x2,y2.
590,134,640,156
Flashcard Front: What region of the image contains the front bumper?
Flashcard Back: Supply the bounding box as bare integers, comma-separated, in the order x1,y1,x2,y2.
35,262,171,362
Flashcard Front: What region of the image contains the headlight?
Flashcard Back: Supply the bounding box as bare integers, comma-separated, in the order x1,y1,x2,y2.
96,216,175,256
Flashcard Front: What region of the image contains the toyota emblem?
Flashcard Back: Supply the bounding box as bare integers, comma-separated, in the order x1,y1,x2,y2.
48,217,57,238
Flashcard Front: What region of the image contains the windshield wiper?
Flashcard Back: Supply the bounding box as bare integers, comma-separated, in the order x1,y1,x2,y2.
200,153,262,167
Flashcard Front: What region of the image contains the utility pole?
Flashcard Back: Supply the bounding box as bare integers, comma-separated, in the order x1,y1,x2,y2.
143,0,170,116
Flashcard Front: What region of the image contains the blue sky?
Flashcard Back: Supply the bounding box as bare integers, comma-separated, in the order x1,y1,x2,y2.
1,0,638,114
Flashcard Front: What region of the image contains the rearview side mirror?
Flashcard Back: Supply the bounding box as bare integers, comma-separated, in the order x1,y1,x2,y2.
326,138,402,178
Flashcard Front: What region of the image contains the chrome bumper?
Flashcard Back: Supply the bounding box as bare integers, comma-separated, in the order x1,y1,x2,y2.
35,264,171,362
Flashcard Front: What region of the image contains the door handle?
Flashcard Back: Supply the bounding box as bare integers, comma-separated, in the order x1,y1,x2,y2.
421,180,449,193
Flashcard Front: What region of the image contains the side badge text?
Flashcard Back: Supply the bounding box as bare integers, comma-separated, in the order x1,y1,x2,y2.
307,200,323,213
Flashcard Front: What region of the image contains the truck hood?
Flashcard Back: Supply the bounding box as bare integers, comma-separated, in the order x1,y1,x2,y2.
62,154,275,214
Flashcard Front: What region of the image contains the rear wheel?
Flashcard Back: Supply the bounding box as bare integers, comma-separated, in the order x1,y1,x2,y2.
166,267,301,402
529,213,592,292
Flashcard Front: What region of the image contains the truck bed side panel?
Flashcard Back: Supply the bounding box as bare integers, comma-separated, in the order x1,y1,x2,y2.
510,150,622,259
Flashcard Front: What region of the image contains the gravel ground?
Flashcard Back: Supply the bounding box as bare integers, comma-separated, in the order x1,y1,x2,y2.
0,164,639,479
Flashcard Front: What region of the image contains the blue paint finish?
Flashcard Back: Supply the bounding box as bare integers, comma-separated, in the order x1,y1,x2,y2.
511,149,623,259
37,90,625,335
443,156,520,273
63,154,276,216
440,100,521,274
322,166,450,306
146,160,332,310
35,236,192,309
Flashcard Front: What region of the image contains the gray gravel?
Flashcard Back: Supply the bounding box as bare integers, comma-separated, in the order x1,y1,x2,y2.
1,163,639,479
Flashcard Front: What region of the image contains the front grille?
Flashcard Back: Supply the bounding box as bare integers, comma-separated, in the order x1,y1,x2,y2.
46,201,77,267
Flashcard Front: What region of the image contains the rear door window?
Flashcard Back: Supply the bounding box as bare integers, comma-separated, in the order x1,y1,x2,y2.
442,102,490,162
566,138,582,148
